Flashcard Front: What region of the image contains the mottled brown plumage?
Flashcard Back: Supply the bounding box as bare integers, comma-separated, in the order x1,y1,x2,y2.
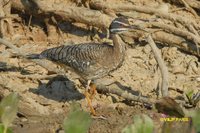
28,17,134,115
39,39,124,80
31,17,133,82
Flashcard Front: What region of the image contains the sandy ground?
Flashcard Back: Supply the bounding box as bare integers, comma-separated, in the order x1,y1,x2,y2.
0,0,200,132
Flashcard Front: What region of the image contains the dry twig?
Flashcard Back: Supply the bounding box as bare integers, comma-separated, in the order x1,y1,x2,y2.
12,0,113,29
121,18,200,57
96,84,153,106
169,0,200,11
146,34,169,97
149,22,200,55
90,0,200,29
185,0,200,9
0,73,58,80
0,0,13,37
180,0,198,18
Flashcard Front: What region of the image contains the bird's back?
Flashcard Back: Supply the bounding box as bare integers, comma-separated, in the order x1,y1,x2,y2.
39,43,121,80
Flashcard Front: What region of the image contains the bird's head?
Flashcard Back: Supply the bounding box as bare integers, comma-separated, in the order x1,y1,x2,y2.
109,17,136,34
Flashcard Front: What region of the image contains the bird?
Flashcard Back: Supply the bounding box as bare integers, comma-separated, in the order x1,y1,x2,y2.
27,17,136,115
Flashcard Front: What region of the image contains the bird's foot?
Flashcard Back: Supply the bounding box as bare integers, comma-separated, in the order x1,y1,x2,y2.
86,80,97,100
84,90,96,116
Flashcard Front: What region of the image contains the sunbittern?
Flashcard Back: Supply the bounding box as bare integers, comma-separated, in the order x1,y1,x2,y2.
28,17,135,115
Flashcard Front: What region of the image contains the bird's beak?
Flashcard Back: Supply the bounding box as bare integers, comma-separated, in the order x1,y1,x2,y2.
127,25,142,31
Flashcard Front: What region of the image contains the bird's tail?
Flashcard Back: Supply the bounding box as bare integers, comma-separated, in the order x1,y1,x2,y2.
26,54,41,59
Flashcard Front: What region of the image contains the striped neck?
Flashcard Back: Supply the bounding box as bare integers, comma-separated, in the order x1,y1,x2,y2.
110,33,126,68
110,33,125,54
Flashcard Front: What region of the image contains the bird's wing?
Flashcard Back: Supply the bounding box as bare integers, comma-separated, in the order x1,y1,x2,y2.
40,43,112,73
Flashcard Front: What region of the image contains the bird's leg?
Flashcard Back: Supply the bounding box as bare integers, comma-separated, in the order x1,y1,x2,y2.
89,82,97,100
84,90,96,115
84,80,96,115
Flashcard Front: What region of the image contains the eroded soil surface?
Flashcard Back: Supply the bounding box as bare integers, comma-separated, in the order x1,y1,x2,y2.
0,0,200,132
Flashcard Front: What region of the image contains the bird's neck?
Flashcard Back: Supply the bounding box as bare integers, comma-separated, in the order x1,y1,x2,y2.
110,33,126,68
110,33,125,55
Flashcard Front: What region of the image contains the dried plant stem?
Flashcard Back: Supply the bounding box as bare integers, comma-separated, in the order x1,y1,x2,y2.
149,22,200,55
96,84,153,106
90,0,199,29
1,73,58,80
180,0,198,17
146,35,169,97
185,0,200,9
12,0,113,29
